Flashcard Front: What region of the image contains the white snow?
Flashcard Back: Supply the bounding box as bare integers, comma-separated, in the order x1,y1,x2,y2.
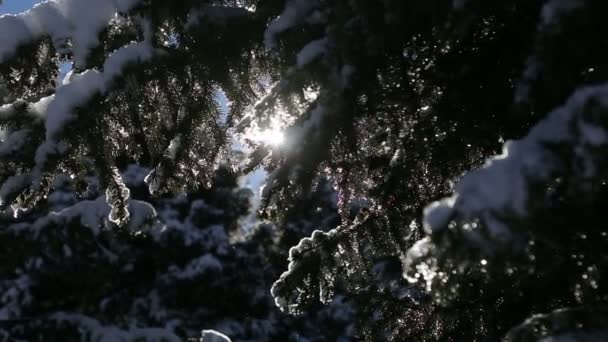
42,70,105,141
47,40,153,140
127,199,158,229
271,228,338,313
0,275,33,320
401,237,437,289
296,37,328,67
30,41,157,187
264,0,317,49
514,56,540,104
122,164,151,187
516,1,585,104
403,83,608,290
0,129,30,156
538,333,608,342
421,83,608,237
422,197,456,235
30,95,54,117
144,170,162,196
9,196,157,235
169,254,223,280
0,102,19,122
149,196,229,249
0,96,50,123
541,0,584,25
0,0,144,68
102,41,155,79
166,135,182,160
201,330,232,342
0,173,31,207
0,15,33,61
51,312,181,342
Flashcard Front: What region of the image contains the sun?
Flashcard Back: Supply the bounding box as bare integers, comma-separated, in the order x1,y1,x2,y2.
244,116,285,147
254,127,285,146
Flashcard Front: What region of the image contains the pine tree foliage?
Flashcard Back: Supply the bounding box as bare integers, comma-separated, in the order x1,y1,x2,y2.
0,165,355,341
2,0,608,340
245,0,608,340
0,0,281,224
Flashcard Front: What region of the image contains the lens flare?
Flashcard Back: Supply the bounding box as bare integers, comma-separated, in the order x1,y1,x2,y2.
244,117,285,147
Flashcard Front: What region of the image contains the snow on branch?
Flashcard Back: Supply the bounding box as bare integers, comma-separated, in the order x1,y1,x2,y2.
200,329,232,342
504,307,608,341
9,196,156,236
404,82,608,290
0,96,50,124
0,275,32,320
296,37,328,68
422,83,608,238
271,228,339,314
51,312,181,342
0,0,143,68
270,214,375,315
23,41,158,193
541,0,585,26
0,38,158,214
264,0,319,49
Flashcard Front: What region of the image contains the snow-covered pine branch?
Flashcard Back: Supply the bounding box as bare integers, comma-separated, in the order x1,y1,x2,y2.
404,81,608,304
0,0,268,224
0,0,143,69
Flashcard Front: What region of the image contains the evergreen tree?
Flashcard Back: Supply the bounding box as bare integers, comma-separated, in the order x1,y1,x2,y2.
253,0,608,340
0,164,354,341
1,0,608,341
